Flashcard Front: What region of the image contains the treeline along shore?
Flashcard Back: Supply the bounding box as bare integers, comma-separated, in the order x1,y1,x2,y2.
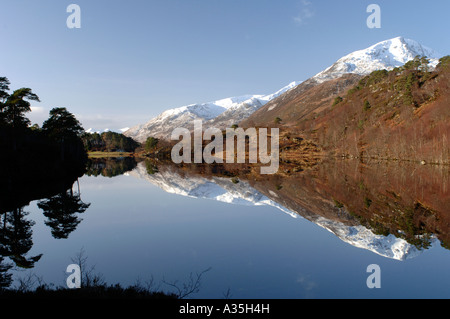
0,77,87,211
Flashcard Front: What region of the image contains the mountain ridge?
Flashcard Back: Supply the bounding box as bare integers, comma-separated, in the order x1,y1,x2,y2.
125,36,442,143
124,81,300,142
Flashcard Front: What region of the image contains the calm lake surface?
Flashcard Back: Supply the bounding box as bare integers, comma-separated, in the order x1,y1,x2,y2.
5,158,450,299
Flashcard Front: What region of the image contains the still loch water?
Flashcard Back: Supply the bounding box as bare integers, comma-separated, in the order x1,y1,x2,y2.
6,158,450,299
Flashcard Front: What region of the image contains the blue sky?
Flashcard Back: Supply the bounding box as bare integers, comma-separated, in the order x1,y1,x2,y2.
1,0,449,131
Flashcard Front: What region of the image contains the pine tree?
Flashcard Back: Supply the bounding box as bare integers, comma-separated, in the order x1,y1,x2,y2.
42,107,84,140
3,87,40,128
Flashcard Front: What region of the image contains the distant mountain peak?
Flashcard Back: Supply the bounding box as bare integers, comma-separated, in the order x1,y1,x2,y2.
313,36,440,83
124,81,301,142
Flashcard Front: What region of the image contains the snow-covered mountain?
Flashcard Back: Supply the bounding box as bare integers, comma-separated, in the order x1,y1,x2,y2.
125,162,436,260
124,81,300,142
86,128,110,134
85,127,131,134
312,36,440,83
240,36,444,128
125,36,441,143
207,81,299,129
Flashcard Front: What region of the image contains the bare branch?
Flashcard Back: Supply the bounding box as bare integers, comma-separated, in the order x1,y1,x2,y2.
162,267,212,299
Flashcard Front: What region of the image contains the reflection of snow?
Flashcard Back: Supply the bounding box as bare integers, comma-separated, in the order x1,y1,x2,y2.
127,162,431,261
127,162,299,219
315,217,438,260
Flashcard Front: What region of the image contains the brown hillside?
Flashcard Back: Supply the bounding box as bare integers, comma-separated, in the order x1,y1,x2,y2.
242,57,450,165
240,74,362,128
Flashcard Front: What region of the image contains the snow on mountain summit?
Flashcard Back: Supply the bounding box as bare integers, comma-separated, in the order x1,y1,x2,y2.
124,94,264,142
124,82,301,142
313,36,440,83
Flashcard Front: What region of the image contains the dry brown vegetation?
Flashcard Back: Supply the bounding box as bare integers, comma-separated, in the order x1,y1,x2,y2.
242,57,450,165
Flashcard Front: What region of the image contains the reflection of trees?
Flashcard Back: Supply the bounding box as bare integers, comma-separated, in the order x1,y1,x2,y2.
0,179,90,289
0,256,13,289
145,160,158,175
85,157,137,177
0,207,42,271
37,181,90,239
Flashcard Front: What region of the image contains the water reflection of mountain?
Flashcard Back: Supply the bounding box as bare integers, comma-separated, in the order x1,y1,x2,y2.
128,159,450,261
